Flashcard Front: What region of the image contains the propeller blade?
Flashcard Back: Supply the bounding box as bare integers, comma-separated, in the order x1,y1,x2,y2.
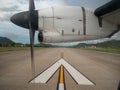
29,28,35,76
29,0,36,77
29,0,35,11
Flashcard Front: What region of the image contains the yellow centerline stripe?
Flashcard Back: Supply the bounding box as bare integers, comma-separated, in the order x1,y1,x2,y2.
59,65,64,83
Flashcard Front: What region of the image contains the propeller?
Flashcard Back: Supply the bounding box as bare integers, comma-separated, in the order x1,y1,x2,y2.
29,0,36,77
10,0,38,77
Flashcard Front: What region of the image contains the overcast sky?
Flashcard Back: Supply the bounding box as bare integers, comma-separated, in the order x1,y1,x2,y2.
0,0,119,44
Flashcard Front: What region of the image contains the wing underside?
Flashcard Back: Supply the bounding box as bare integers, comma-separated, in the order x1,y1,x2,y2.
94,0,120,37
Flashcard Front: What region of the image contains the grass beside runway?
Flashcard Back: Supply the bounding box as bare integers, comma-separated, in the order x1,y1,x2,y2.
81,47,120,54
0,47,30,52
1,47,120,54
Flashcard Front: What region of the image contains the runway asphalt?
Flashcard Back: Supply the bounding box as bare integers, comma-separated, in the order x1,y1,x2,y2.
0,48,120,90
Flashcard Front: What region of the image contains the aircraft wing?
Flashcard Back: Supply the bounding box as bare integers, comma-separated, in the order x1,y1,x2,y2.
94,0,120,37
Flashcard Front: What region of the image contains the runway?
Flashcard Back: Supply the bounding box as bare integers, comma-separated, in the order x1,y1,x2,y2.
0,48,120,90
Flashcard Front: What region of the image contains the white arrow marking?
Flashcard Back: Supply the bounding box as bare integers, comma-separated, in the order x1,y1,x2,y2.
60,59,94,85
30,58,94,85
30,60,61,83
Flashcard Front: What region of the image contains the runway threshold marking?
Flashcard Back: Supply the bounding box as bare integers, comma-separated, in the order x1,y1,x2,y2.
30,58,94,85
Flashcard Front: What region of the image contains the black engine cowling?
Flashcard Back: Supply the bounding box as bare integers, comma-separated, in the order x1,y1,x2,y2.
38,32,43,42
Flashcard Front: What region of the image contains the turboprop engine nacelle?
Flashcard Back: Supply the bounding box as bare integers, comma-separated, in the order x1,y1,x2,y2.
37,6,117,43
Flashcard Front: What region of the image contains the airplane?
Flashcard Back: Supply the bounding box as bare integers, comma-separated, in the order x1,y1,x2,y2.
10,0,120,44
10,0,120,74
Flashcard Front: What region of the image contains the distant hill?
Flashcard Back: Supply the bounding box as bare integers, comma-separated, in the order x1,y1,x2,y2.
95,40,120,48
35,40,120,48
0,36,119,48
35,43,56,47
0,37,15,46
74,40,120,48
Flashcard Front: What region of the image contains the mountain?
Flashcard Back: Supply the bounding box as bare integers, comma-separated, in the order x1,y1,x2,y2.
35,43,57,47
0,37,15,46
95,40,120,48
74,40,120,48
35,40,120,48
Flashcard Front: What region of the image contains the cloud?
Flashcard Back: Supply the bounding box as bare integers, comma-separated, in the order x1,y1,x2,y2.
0,4,22,21
0,5,20,12
62,0,111,9
18,0,40,4
0,0,21,21
0,0,36,22
0,13,11,21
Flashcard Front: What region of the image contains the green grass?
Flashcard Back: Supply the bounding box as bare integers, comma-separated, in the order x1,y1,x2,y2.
0,47,30,52
1,47,120,54
81,47,120,54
